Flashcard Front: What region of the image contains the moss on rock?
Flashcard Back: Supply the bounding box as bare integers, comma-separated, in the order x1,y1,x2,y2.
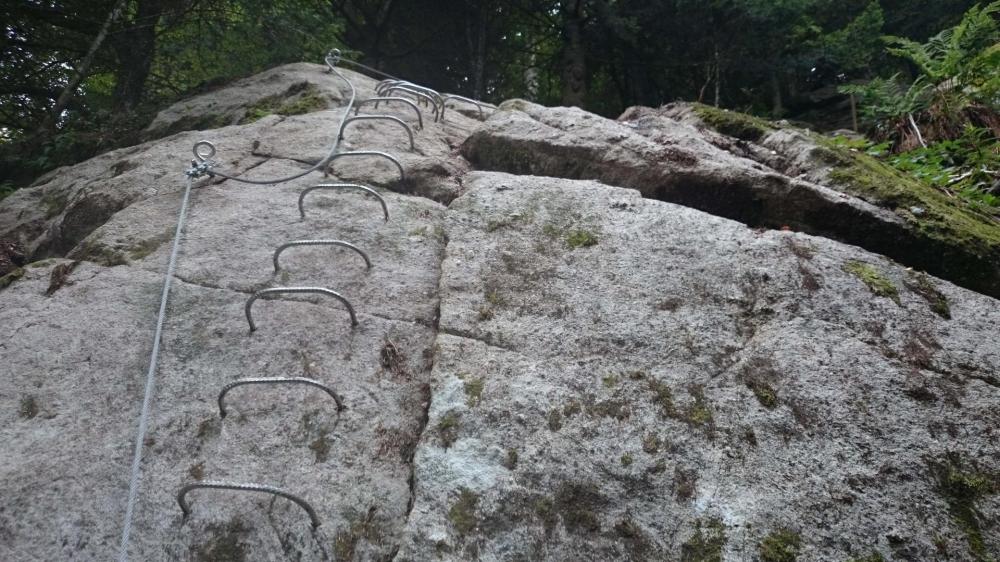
759,528,801,562
693,103,774,142
680,518,727,562
0,266,24,290
843,260,900,304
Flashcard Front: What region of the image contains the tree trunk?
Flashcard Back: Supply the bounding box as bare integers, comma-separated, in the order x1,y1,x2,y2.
465,2,487,99
771,71,783,117
560,1,586,107
36,0,128,136
111,0,164,112
713,45,721,108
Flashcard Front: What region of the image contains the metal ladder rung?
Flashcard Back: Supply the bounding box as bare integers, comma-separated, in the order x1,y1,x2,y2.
177,481,321,529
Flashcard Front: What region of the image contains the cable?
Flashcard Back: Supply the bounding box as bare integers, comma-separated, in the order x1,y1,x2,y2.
116,164,201,562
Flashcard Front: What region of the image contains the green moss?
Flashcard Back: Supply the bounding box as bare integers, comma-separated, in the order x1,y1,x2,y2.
906,272,951,319
822,139,1000,281
437,412,460,448
448,488,480,536
602,374,619,388
76,241,127,267
929,454,999,561
333,507,383,561
693,103,774,142
746,378,778,409
241,84,328,124
0,267,24,290
642,434,661,454
553,482,604,534
485,289,505,306
128,229,174,260
758,529,801,562
565,229,599,249
193,518,248,562
848,554,886,562
26,259,55,269
648,379,678,418
464,377,485,407
680,518,727,562
309,434,331,463
42,191,68,218
242,107,273,123
547,408,563,431
503,449,518,470
685,385,714,427
620,453,634,467
19,395,38,419
276,87,327,115
562,400,582,417
843,260,900,304
589,399,630,420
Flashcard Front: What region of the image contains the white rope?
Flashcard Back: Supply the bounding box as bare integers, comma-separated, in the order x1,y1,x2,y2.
117,170,197,562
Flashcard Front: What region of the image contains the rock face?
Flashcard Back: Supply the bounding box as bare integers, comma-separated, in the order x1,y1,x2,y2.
1,62,998,562
463,100,1000,299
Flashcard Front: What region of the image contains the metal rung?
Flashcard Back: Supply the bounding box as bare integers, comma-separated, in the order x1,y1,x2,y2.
327,151,405,181
339,115,415,151
382,87,441,121
442,94,493,119
377,80,443,104
273,240,371,272
298,184,389,221
355,97,423,129
178,481,321,529
218,377,344,418
245,287,357,332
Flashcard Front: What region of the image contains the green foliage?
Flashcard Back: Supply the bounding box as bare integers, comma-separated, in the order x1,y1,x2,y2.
0,181,16,201
844,1,1000,150
883,1,1000,85
887,126,1000,211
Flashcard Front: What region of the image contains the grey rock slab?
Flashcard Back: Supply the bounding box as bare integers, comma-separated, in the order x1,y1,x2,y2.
462,99,1000,299
249,107,478,204
79,157,446,325
1,166,442,559
397,171,1000,561
144,63,379,140
0,120,274,262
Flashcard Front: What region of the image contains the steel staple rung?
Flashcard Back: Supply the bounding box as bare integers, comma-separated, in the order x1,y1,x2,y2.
381,86,441,122
273,239,371,272
355,97,423,129
298,184,389,221
245,287,358,332
178,481,321,529
339,115,415,151
218,377,344,418
326,151,405,182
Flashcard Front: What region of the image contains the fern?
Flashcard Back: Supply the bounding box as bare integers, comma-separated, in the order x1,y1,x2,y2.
883,0,1000,85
